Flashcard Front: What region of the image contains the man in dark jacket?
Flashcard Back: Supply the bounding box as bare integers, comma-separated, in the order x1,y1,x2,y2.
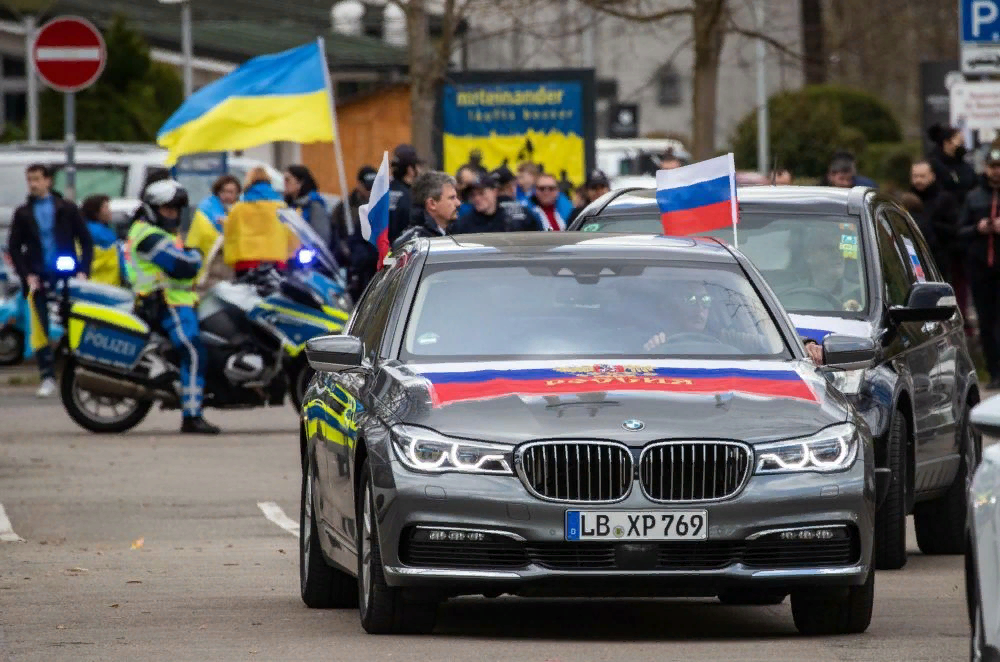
333,166,379,300
7,163,93,396
568,169,612,224
450,173,510,235
959,145,1000,388
388,144,423,244
390,171,460,252
910,160,958,280
493,165,539,231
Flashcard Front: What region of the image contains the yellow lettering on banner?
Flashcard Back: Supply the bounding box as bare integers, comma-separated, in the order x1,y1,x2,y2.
545,380,564,386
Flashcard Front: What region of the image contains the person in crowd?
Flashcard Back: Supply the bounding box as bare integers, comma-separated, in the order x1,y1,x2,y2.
391,171,461,250
126,180,218,434
772,168,793,185
529,172,575,231
959,143,1000,389
822,151,877,188
185,174,240,293
6,163,92,397
910,160,958,281
568,169,612,224
462,149,488,176
284,164,335,255
659,148,683,170
332,166,379,300
224,167,299,277
493,165,540,231
455,164,479,217
388,144,424,243
516,161,540,204
80,194,125,287
450,173,510,235
899,192,940,266
929,124,978,331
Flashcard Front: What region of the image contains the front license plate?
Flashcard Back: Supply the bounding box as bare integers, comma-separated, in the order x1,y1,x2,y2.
565,510,708,541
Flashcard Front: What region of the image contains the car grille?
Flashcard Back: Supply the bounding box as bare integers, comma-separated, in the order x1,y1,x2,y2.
516,441,633,502
639,441,752,502
398,530,860,571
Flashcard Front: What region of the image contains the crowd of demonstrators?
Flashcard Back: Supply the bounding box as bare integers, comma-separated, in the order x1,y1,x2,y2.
332,166,379,301
223,167,298,277
451,173,510,235
186,174,241,293
959,142,1000,388
455,164,479,218
388,144,423,243
568,169,612,224
493,165,539,231
6,164,93,397
80,194,126,288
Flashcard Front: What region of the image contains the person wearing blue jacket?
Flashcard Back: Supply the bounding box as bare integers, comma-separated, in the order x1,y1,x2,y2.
80,194,126,287
284,165,336,256
528,172,575,231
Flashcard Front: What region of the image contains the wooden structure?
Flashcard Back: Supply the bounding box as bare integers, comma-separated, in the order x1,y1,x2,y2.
302,84,412,196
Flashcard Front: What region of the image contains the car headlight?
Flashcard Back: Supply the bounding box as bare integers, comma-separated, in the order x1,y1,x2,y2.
390,424,513,475
754,422,859,474
825,369,865,395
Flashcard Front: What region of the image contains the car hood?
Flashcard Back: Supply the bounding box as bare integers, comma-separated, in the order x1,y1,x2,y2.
791,313,874,344
379,359,850,446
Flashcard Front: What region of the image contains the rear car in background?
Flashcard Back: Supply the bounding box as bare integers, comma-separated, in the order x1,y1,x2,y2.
569,185,980,570
299,233,879,636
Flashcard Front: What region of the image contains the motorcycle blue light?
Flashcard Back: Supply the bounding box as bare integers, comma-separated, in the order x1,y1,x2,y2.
55,256,76,273
298,249,315,265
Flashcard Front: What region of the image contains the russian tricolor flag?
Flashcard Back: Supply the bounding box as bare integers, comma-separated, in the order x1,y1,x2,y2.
656,153,738,237
359,151,391,268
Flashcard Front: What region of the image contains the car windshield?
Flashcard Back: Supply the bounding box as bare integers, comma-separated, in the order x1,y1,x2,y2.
578,213,867,315
403,261,789,361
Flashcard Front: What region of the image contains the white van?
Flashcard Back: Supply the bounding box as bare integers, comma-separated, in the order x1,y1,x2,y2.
0,142,284,243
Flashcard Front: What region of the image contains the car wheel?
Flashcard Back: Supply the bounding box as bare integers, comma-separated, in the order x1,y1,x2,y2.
0,328,24,366
874,410,908,570
299,454,357,608
357,458,437,634
717,589,786,605
914,406,980,555
790,569,874,635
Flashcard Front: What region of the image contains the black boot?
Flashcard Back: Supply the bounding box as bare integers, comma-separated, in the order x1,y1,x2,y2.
181,416,221,435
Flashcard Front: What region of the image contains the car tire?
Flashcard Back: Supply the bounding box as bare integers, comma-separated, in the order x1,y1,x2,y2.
914,406,980,555
874,410,908,570
357,458,437,635
299,454,357,609
717,590,786,605
0,328,24,366
790,569,874,635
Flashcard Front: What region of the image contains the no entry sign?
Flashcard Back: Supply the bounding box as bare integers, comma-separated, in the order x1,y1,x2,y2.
32,16,106,93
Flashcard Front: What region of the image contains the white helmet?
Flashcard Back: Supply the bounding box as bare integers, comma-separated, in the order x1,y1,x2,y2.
140,179,189,230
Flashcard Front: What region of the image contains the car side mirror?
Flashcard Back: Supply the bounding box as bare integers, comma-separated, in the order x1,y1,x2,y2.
971,396,1000,439
306,334,365,372
821,334,876,370
888,282,957,324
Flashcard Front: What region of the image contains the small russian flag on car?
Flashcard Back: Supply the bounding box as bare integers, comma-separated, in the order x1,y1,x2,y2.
359,151,392,269
656,153,738,238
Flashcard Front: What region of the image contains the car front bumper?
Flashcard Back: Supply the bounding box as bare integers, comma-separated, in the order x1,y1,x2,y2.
373,454,875,598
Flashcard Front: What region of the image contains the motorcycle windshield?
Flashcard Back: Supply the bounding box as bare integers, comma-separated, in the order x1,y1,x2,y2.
277,208,341,275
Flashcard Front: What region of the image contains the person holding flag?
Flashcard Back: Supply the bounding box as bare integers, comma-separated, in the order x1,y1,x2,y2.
358,152,392,270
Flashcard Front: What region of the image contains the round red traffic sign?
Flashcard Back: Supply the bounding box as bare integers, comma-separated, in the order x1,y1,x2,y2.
32,16,106,93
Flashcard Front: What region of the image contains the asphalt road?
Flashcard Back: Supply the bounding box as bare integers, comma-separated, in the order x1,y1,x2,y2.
0,385,972,662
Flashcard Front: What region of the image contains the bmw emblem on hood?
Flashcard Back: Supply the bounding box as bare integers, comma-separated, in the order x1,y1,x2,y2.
622,419,645,431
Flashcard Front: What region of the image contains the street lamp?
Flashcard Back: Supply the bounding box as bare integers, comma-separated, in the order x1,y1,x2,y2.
1,0,56,144
158,0,192,98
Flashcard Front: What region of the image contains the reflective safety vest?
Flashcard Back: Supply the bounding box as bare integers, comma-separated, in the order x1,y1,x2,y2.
125,220,198,307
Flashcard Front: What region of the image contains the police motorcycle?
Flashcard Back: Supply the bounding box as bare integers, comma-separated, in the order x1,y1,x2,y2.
57,208,351,434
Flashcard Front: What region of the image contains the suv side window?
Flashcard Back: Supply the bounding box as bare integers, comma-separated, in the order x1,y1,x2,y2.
875,209,913,307
886,208,940,282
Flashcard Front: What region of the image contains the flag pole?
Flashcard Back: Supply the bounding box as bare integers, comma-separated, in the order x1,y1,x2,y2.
727,152,739,250
317,37,355,235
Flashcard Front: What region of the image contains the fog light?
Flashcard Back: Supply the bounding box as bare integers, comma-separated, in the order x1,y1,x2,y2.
769,526,848,542
413,528,494,543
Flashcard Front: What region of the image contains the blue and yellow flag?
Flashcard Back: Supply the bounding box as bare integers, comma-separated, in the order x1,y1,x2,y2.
157,40,334,165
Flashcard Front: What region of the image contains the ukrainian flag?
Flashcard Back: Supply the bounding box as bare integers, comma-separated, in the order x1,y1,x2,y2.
157,40,334,165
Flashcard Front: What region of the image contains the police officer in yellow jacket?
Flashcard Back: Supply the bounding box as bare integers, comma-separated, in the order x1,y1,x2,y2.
126,180,220,435
224,167,299,275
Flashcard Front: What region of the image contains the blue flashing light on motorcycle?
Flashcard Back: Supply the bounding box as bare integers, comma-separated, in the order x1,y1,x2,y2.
55,256,76,273
297,248,316,266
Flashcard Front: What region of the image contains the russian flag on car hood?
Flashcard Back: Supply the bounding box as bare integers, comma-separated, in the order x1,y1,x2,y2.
656,153,738,236
359,151,391,268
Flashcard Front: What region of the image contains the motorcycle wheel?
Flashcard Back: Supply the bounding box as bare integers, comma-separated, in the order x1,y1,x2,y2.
60,361,152,434
0,328,24,366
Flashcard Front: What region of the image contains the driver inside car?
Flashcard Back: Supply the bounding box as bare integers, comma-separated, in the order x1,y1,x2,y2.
643,280,715,351
788,225,864,313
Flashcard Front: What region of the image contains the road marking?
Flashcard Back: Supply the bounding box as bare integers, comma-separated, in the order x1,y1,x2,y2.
257,501,299,538
0,504,24,542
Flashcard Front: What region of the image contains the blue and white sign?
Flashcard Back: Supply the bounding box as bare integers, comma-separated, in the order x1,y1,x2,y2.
961,0,1000,73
